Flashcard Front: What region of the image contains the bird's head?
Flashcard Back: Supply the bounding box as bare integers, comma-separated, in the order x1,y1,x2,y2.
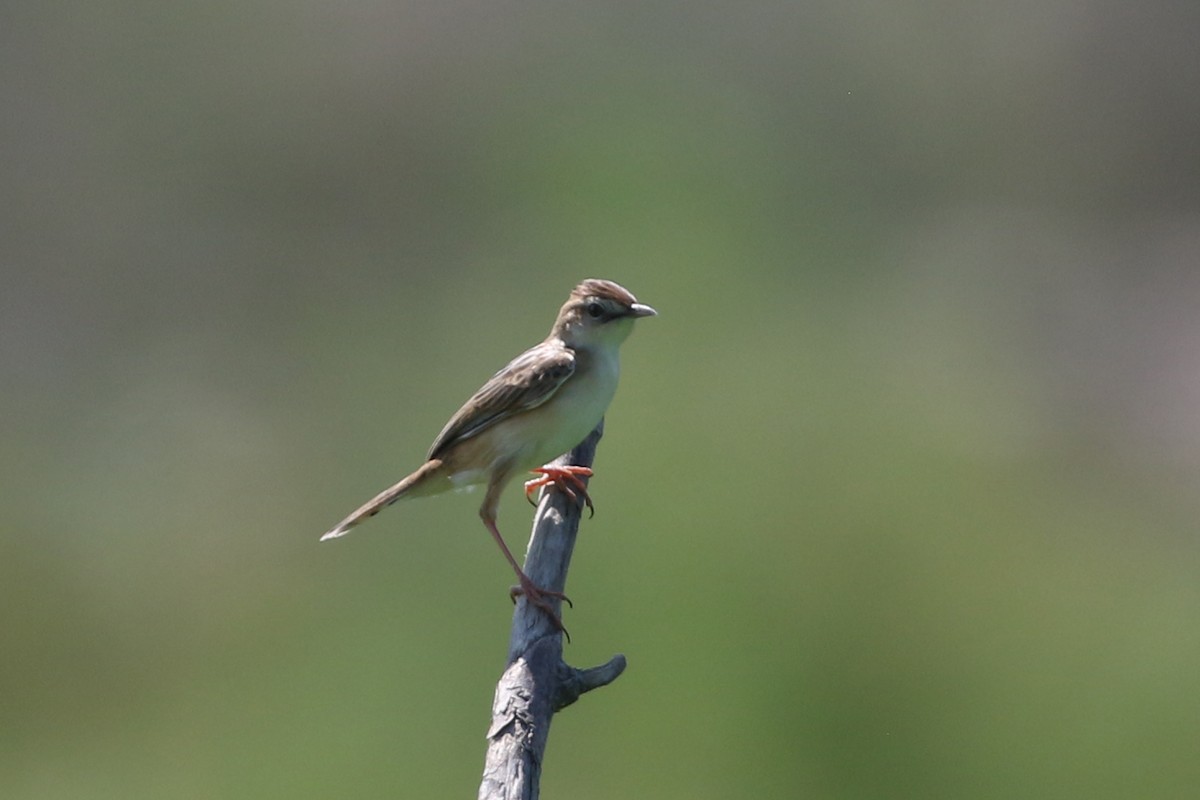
552,279,656,349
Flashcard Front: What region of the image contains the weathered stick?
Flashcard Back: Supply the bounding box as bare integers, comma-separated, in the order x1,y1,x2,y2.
477,420,627,800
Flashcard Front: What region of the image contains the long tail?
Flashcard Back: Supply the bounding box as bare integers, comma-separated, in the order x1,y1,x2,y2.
320,459,444,541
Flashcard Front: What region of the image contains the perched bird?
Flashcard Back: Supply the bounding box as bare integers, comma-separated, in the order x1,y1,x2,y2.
321,279,656,629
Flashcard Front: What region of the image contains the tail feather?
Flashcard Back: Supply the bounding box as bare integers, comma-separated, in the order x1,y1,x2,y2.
320,459,443,541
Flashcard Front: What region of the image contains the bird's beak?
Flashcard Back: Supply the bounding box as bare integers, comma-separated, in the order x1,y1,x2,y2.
629,303,657,318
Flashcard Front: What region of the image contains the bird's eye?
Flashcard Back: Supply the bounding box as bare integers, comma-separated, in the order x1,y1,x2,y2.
585,301,605,319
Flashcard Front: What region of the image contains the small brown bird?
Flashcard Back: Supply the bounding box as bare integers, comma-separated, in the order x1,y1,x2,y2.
321,279,656,629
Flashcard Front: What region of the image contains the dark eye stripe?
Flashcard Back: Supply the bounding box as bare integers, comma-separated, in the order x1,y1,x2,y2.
584,298,622,321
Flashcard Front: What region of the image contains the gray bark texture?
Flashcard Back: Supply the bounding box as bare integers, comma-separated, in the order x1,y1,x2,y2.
477,421,627,800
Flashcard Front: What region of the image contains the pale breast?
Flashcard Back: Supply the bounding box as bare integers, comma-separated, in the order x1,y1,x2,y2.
516,348,619,470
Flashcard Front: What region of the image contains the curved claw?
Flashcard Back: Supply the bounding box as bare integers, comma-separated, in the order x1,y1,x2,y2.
509,584,574,609
523,465,595,518
510,579,573,641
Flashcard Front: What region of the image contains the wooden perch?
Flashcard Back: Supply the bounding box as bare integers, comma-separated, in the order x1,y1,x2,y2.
478,421,627,800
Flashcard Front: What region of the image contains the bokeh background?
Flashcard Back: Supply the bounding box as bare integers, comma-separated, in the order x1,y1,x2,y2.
4,2,1199,798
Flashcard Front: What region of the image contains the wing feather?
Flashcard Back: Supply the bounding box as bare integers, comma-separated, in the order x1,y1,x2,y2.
426,343,575,460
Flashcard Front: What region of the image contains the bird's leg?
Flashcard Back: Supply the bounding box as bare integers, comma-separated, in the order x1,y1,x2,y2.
480,514,572,637
523,465,595,517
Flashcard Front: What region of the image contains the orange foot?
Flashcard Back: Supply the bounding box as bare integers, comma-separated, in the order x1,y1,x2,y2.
524,465,595,517
510,573,573,640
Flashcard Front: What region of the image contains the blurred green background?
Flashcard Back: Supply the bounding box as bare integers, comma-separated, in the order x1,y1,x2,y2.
4,2,1199,798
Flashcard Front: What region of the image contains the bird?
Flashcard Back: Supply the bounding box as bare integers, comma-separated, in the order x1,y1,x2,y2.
321,279,656,631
